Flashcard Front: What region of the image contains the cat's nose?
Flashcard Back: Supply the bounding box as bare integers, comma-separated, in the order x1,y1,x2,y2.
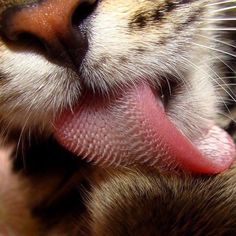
0,0,97,68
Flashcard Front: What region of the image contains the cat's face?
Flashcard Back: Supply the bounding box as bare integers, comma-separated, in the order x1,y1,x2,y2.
0,0,214,129
0,1,236,235
0,0,234,172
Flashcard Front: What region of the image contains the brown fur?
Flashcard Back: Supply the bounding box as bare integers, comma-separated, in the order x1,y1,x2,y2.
0,0,235,235
4,152,236,235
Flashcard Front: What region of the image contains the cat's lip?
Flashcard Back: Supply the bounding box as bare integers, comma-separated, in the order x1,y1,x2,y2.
54,82,236,173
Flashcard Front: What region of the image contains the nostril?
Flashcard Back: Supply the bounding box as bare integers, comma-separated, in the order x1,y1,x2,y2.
1,30,50,57
72,1,98,29
0,0,98,69
0,10,46,53
9,32,46,51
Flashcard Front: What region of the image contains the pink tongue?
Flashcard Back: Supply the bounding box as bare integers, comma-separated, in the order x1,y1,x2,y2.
54,83,235,173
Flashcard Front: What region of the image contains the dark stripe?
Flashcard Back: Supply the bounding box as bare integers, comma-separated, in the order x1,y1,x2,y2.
129,1,186,30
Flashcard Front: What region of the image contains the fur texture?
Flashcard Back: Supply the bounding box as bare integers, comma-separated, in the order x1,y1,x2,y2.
0,0,221,139
0,0,235,235
2,145,236,235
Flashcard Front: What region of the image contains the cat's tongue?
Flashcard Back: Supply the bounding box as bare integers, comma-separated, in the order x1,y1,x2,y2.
54,83,235,173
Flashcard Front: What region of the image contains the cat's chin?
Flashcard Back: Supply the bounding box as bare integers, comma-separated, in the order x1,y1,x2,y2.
53,82,236,174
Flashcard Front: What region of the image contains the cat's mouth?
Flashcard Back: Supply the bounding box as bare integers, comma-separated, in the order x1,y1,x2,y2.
54,82,236,174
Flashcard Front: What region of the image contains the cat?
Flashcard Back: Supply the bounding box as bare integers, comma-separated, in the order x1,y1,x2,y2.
0,0,235,235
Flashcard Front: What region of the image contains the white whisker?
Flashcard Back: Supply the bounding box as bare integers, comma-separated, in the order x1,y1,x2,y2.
213,55,236,102
207,0,236,7
219,111,236,124
187,50,236,106
221,98,236,102
209,18,236,21
215,83,236,86
179,55,236,108
198,34,236,50
212,5,236,13
200,27,236,31
221,77,236,79
191,42,236,59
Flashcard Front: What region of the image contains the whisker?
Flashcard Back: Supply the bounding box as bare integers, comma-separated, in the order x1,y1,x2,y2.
208,69,236,104
219,111,236,124
215,83,236,86
186,49,236,110
191,42,236,59
220,98,236,103
15,111,32,170
208,60,236,103
179,55,236,108
207,0,236,7
219,58,236,75
211,5,236,13
221,76,236,79
209,18,236,21
187,44,236,114
164,62,191,97
200,27,236,31
198,34,236,50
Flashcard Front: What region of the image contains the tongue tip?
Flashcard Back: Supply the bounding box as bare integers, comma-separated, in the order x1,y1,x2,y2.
184,142,236,174
173,124,236,174
202,152,235,174
183,159,235,174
